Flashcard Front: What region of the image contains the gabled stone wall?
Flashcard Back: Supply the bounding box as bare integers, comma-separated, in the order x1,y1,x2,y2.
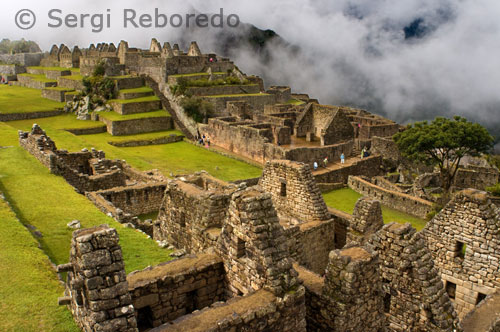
422,189,500,318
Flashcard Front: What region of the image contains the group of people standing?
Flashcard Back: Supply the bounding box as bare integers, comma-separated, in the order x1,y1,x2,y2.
196,134,211,148
312,153,346,171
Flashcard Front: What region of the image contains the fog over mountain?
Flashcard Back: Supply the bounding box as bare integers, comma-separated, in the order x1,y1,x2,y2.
1,0,499,149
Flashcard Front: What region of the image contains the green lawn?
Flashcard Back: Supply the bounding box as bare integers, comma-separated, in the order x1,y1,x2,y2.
44,87,75,92
109,95,160,104
0,85,64,114
119,87,154,94
62,74,83,81
105,130,183,143
323,188,427,230
0,196,80,332
286,99,305,105
18,73,57,83
99,109,169,121
2,115,262,182
0,141,172,273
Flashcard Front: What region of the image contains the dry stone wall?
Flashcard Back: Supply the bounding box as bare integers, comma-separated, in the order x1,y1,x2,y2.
127,253,226,329
259,160,330,223
422,189,500,318
303,247,386,332
348,175,433,218
59,225,138,332
368,223,459,332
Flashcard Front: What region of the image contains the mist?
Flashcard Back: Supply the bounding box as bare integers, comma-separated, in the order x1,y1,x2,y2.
1,0,499,148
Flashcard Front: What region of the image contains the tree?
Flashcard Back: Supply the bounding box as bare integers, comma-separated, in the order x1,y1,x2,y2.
394,116,494,194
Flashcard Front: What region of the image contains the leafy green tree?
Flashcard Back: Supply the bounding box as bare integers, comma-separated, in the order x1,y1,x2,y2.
394,116,494,194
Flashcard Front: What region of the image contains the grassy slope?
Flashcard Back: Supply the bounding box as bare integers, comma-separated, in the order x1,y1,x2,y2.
0,85,64,114
0,197,80,332
18,73,57,83
0,123,171,273
3,115,262,181
323,188,427,230
119,87,154,94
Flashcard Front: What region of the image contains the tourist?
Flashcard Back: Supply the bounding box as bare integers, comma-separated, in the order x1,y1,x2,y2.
207,136,211,147
361,147,366,159
340,153,345,164
323,157,328,168
313,161,318,170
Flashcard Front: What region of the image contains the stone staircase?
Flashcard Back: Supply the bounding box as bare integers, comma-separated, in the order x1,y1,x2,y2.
97,76,174,136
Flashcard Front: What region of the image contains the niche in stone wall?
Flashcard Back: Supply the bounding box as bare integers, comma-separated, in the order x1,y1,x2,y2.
236,237,246,258
445,281,456,300
280,182,287,197
476,292,487,305
455,241,466,259
137,306,154,331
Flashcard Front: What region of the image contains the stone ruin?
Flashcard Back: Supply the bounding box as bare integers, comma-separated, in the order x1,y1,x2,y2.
422,189,500,318
19,124,167,233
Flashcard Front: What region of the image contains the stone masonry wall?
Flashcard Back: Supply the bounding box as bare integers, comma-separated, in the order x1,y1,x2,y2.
90,183,168,216
303,247,386,332
347,197,384,246
368,223,459,332
215,186,300,297
149,288,307,332
348,175,433,218
259,160,331,223
422,189,500,318
126,253,226,329
313,155,382,184
153,179,234,253
60,225,138,332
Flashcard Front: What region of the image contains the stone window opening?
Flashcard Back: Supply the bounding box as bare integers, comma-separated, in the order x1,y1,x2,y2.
236,237,246,258
383,292,391,313
445,281,456,300
179,211,186,227
280,182,287,197
137,306,154,331
455,241,466,259
476,292,487,305
185,290,198,313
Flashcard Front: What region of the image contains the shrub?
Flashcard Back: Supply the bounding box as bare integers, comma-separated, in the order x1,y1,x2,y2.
180,97,214,123
92,61,106,77
486,183,500,197
426,202,444,220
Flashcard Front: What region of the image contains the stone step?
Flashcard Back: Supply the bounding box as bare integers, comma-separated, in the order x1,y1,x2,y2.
110,96,162,115
98,110,173,136
42,87,75,102
187,84,261,97
167,72,228,86
112,76,145,90
17,74,57,89
118,87,154,100
57,76,84,90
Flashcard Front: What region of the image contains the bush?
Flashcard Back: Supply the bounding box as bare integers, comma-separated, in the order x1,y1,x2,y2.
92,61,106,77
486,183,500,197
82,76,115,100
180,97,214,123
426,202,444,220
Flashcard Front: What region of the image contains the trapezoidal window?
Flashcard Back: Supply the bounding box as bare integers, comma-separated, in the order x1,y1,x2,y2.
236,237,246,258
476,292,487,305
137,306,154,331
455,241,466,259
383,292,391,313
445,281,456,300
280,182,287,197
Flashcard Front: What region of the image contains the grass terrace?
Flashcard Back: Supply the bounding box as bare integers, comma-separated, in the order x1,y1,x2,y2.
204,92,270,98
18,73,57,83
119,87,154,94
62,74,84,81
0,85,64,114
0,122,172,273
286,99,305,105
2,115,262,182
169,72,226,78
0,196,79,332
99,109,169,121
109,95,160,104
28,66,80,73
323,188,427,230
